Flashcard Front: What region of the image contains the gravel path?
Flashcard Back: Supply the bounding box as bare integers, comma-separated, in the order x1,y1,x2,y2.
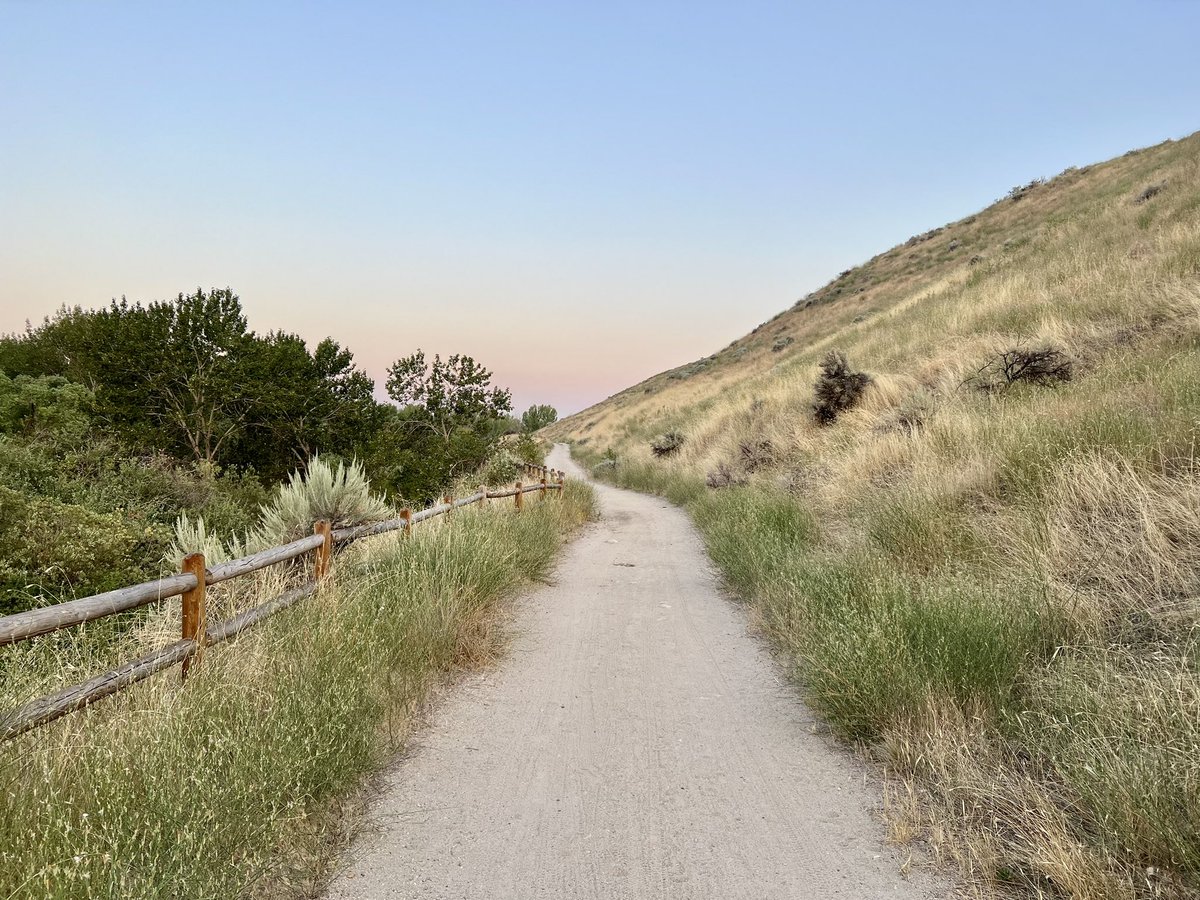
326,444,943,899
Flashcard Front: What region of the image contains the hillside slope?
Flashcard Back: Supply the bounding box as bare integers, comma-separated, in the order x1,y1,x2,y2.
551,132,1200,898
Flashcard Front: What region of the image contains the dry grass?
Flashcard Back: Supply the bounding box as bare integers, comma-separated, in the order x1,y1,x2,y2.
559,131,1200,897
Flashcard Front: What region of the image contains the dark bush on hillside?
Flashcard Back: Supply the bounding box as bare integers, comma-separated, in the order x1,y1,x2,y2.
705,462,747,489
739,440,775,472
1134,181,1167,204
651,432,685,457
812,350,873,425
1006,178,1046,202
771,335,794,353
971,345,1074,392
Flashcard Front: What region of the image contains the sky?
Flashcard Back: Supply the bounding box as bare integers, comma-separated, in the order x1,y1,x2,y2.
2,2,1199,415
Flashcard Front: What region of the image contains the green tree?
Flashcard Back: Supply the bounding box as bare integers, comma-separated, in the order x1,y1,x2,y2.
386,351,512,441
0,289,253,460
520,404,558,432
0,374,93,441
0,290,388,483
384,351,513,500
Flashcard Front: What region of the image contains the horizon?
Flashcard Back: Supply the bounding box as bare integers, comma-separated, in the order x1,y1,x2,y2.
3,2,1199,415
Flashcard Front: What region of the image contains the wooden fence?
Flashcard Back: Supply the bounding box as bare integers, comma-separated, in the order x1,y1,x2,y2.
0,466,567,743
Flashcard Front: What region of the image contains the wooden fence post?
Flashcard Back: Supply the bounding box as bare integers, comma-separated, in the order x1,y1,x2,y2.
515,481,524,511
540,476,547,498
314,520,332,581
400,508,413,537
181,552,206,681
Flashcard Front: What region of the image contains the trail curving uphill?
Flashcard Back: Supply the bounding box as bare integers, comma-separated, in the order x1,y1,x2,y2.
327,445,943,899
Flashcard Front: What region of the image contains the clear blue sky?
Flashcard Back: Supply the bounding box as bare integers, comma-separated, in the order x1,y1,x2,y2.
2,1,1197,414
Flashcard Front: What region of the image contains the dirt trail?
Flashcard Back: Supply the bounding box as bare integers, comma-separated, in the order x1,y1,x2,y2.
326,444,942,899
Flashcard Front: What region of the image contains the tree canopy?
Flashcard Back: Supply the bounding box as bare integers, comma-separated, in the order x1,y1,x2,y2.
0,289,381,483
520,404,558,432
1,289,564,506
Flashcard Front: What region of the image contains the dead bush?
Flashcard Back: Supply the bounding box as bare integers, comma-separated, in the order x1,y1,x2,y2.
1134,181,1167,204
705,462,747,489
650,431,684,457
739,439,775,472
812,350,873,425
969,345,1074,392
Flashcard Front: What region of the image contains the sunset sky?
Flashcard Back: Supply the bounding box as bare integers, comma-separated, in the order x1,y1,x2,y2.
3,2,1198,414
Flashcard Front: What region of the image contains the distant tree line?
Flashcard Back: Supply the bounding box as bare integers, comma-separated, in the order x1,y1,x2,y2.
0,287,555,503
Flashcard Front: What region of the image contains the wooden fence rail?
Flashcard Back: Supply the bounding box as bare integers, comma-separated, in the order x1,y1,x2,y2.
0,472,566,743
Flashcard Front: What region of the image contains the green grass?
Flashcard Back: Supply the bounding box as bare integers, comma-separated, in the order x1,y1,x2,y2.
1013,653,1200,873
586,455,1055,743
0,483,595,899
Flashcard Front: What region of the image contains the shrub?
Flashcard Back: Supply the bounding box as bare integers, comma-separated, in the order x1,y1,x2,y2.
170,510,246,566
812,350,872,425
0,487,170,612
874,389,936,433
771,335,794,353
513,433,544,466
738,439,775,472
705,462,747,489
1134,181,1167,204
650,431,685,457
482,449,521,486
1006,178,1045,202
972,345,1074,392
254,455,392,546
591,458,618,478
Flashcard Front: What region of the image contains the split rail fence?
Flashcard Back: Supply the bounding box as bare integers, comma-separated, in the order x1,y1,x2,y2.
0,464,567,743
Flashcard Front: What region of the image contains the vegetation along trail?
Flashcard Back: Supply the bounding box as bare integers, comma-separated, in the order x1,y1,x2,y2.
327,444,941,899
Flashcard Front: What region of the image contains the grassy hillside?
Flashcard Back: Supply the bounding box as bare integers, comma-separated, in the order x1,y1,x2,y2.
552,132,1200,898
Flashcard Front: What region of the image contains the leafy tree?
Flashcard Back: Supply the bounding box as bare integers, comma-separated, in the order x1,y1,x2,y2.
520,404,558,433
386,351,512,441
147,288,253,462
0,374,93,441
0,289,253,460
384,351,513,500
0,289,386,482
230,333,381,481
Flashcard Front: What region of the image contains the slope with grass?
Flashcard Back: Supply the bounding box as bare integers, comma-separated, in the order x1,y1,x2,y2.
549,132,1200,898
